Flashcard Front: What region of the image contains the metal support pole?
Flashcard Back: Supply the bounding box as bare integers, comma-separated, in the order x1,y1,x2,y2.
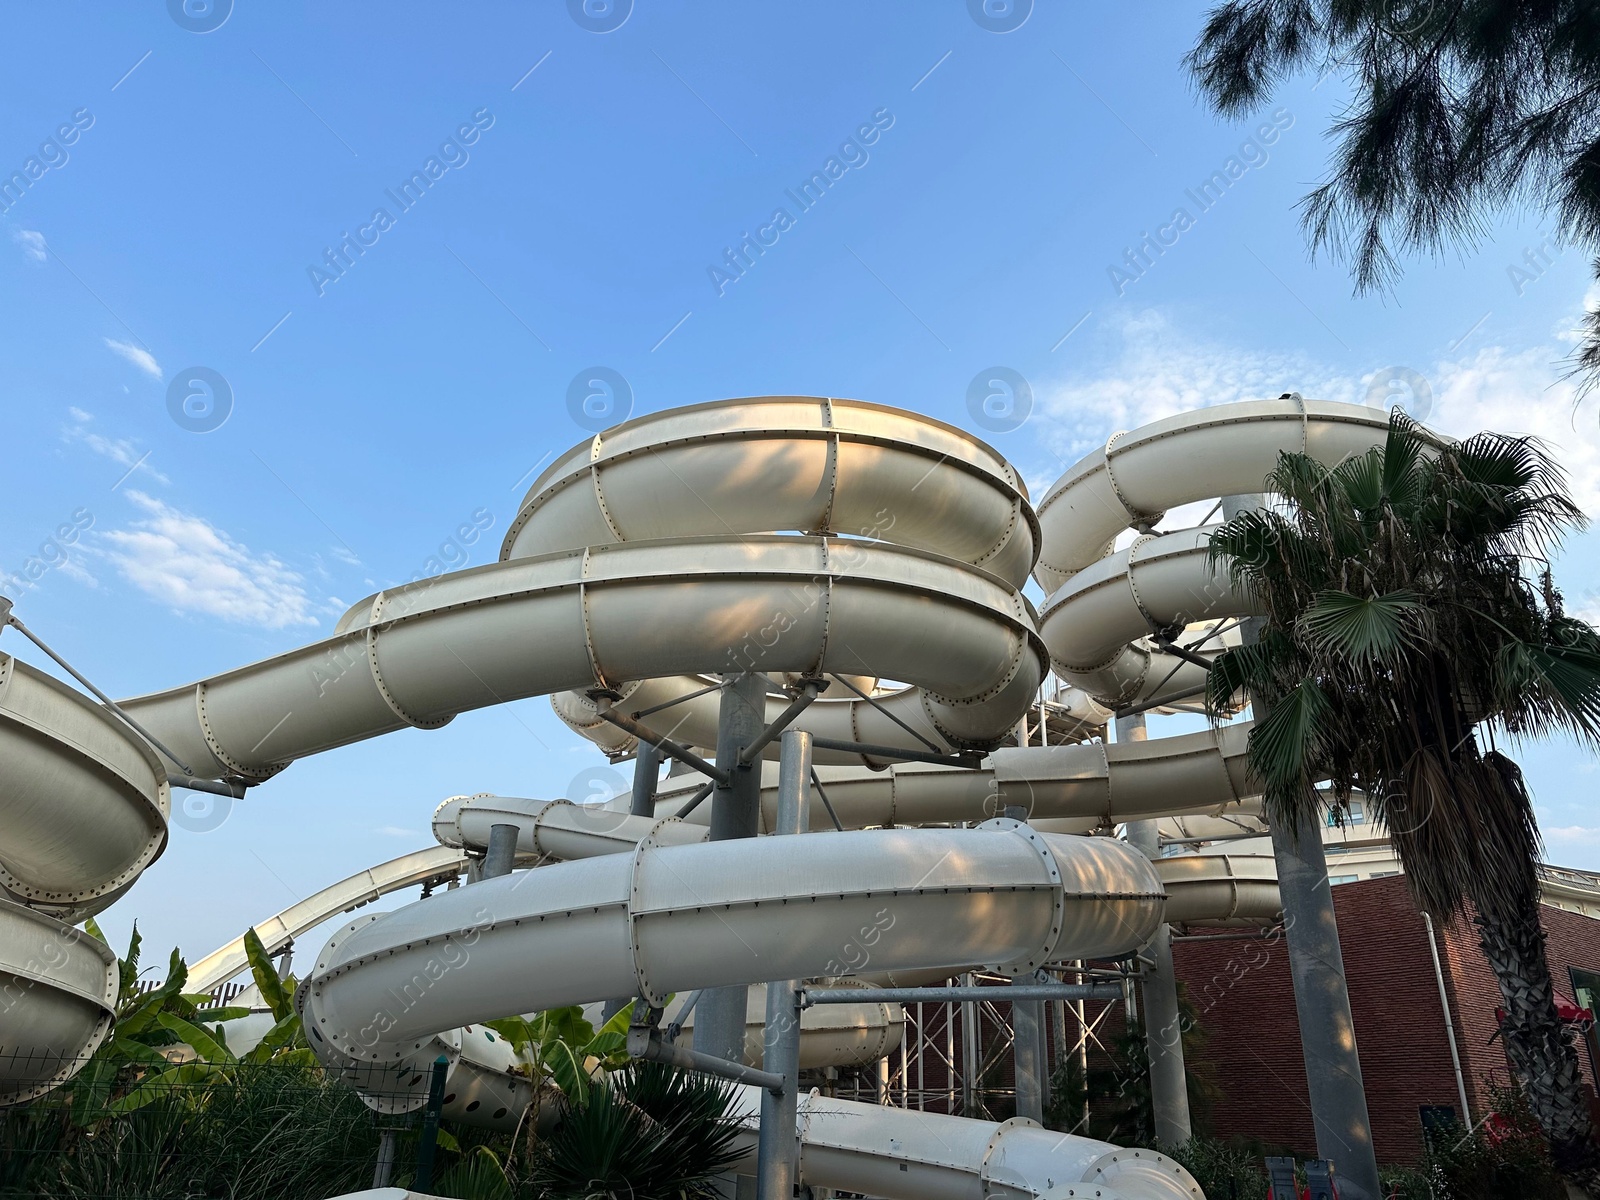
1423,912,1472,1125
739,683,821,765
1013,986,1045,1123
757,730,809,1200
1224,492,1381,1200
630,741,663,816
414,1055,448,1192
1073,962,1088,1132
372,1127,397,1188
960,971,978,1116
482,823,517,880
1120,711,1192,1147
699,672,768,1064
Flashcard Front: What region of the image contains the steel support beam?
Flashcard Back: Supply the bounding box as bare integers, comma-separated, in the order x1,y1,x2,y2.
738,682,821,765
806,736,983,768
630,741,663,816
629,1025,784,1092
698,672,768,1064
1121,711,1192,1148
757,730,809,1200
590,693,730,786
1012,986,1045,1124
804,984,1124,1006
1224,493,1381,1200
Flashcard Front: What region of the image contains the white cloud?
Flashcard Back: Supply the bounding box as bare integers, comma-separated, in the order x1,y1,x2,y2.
375,825,419,838
1544,824,1600,846
13,229,45,262
102,337,162,380
1034,304,1600,516
100,491,319,629
1033,309,1357,478
62,409,169,485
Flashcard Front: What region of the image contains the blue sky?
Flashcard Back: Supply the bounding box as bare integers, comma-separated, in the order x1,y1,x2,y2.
5,1,1599,970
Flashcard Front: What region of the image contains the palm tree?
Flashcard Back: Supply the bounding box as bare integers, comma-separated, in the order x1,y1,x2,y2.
1204,411,1600,1184
1184,1,1600,391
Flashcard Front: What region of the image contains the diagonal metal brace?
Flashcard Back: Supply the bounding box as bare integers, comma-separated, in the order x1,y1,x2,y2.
737,678,825,765
590,691,731,786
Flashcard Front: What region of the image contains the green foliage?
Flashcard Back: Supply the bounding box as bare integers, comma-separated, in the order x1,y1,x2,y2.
1168,1138,1271,1200
1381,1084,1568,1199
531,1061,745,1200
1203,415,1598,924
0,1061,381,1200
488,1003,635,1104
1184,0,1600,388
1044,991,1218,1146
1203,412,1600,1178
67,924,315,1124
431,1144,514,1200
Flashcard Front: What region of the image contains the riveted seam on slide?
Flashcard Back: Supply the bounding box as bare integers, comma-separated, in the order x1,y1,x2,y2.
195,681,260,777
588,454,624,544
1102,430,1165,530
527,798,573,859
366,599,451,731
627,829,670,1007
577,549,611,692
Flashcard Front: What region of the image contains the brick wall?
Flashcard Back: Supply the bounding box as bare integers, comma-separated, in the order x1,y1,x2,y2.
1172,874,1600,1165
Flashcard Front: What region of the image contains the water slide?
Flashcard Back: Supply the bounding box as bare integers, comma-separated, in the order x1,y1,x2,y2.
1,394,1405,1199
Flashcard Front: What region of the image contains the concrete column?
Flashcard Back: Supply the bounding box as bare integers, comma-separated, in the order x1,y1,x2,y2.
699,672,769,1064
1120,712,1192,1147
757,730,810,1200
1223,493,1381,1200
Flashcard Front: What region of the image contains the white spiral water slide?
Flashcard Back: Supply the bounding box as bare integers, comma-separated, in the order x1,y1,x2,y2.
0,395,1397,1199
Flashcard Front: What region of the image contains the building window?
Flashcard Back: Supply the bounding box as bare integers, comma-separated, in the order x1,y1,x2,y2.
1570,967,1600,1083
1326,801,1365,826
1329,874,1359,886
1371,871,1400,878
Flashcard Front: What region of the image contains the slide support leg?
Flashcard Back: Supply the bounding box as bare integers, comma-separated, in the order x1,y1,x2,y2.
757,729,810,1200
700,672,769,1064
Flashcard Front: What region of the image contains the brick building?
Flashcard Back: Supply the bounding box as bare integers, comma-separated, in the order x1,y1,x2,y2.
1171,872,1600,1164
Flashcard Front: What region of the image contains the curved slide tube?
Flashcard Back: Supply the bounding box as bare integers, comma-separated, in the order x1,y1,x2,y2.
4,396,1411,1199
119,398,1050,779
1033,399,1390,711
1033,397,1392,594
500,395,1039,589
329,1086,1205,1200
636,723,1261,832
296,822,1163,1062
186,847,469,996
118,534,1045,780
0,653,169,915
0,898,118,1104
0,652,166,1096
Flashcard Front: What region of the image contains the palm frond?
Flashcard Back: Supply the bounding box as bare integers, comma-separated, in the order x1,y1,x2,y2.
1301,589,1427,663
